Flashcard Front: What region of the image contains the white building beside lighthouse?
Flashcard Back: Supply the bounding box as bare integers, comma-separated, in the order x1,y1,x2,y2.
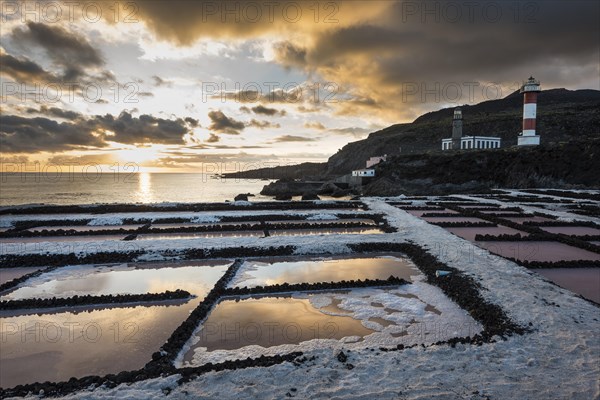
441,107,501,150
518,76,542,146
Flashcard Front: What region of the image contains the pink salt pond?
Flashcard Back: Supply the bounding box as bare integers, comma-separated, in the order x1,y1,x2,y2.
446,226,529,242
454,205,499,209
539,226,600,236
406,209,459,217
0,267,43,285
476,241,600,262
478,210,523,215
502,216,555,224
535,268,600,303
421,216,488,223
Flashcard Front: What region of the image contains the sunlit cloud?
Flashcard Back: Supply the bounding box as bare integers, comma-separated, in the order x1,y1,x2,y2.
0,0,597,169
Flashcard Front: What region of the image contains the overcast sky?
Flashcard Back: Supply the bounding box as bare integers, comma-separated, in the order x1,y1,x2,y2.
1,0,598,171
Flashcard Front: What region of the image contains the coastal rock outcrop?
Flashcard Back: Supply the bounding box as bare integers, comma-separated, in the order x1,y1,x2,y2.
260,180,323,197
301,192,320,200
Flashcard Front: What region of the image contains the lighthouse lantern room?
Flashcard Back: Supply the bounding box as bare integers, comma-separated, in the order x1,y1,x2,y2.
518,76,542,146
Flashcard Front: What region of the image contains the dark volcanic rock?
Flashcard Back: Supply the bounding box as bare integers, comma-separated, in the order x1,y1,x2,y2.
331,188,352,198
260,180,323,197
317,182,339,195
234,193,249,201
362,178,490,196
301,192,320,200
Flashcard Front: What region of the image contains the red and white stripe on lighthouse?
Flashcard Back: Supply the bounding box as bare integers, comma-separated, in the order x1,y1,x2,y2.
518,76,541,146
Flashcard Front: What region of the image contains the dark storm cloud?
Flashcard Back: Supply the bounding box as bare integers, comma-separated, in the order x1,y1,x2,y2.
8,22,115,86
12,21,105,81
0,51,58,83
184,117,200,127
240,105,286,116
268,1,600,118
58,0,596,121
214,88,301,104
27,106,83,120
13,22,103,67
0,115,104,153
302,1,599,74
128,1,381,45
90,112,194,145
0,112,199,153
207,110,245,134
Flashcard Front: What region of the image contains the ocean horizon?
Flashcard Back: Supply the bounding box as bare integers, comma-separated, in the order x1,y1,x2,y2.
0,173,274,206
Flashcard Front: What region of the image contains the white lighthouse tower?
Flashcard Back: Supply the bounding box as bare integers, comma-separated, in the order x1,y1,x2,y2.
518,76,541,146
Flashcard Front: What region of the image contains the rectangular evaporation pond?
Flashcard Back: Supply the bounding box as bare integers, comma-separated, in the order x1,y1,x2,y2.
478,210,523,215
445,226,529,242
3,261,230,300
539,226,600,236
269,218,376,225
183,296,375,354
453,205,499,209
182,282,482,366
269,227,383,236
136,231,264,240
420,216,488,223
232,255,420,288
28,224,143,232
535,268,600,303
0,301,197,388
149,221,260,229
0,267,44,285
476,241,600,263
502,216,555,224
0,235,127,244
405,209,458,217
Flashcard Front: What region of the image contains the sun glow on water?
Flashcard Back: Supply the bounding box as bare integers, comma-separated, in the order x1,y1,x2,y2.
136,172,153,203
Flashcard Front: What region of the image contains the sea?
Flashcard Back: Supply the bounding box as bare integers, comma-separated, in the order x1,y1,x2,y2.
0,173,275,206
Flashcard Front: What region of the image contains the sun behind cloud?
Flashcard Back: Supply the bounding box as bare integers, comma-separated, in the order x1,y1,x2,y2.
115,146,161,165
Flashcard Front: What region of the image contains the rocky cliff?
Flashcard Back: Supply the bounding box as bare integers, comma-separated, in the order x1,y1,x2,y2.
223,88,600,195
326,89,600,176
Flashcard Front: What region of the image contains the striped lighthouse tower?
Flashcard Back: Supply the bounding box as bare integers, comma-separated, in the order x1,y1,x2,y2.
518,76,541,146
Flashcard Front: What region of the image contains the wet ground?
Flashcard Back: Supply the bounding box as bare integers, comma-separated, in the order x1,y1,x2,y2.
232,255,420,288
